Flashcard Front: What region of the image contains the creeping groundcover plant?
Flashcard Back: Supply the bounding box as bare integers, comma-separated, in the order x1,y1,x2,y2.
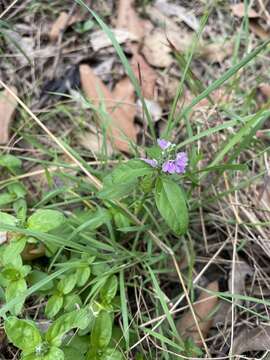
0,138,190,359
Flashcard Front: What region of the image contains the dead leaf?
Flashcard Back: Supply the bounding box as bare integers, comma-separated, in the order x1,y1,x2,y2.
90,29,138,52
259,83,270,98
79,64,136,153
79,131,114,156
116,0,145,40
49,11,83,42
49,12,69,42
250,20,270,40
0,232,7,245
0,87,18,144
228,260,253,302
21,243,46,261
142,30,173,68
200,41,233,63
146,5,179,34
155,0,199,31
230,3,259,18
113,76,136,121
137,99,162,123
4,30,35,66
131,53,157,99
177,281,219,345
232,326,270,354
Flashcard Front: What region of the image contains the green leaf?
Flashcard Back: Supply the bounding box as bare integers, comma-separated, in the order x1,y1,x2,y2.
46,308,90,346
101,348,123,360
6,279,27,315
155,178,189,235
43,347,65,360
2,238,26,265
91,311,112,349
109,160,154,183
98,181,137,200
0,211,18,230
63,346,85,360
13,198,27,223
0,154,22,170
45,294,63,318
8,182,27,198
0,192,15,206
5,316,41,353
99,160,154,199
100,276,118,305
76,266,91,287
22,347,65,360
2,267,21,281
57,274,77,295
27,209,65,232
63,293,82,312
27,270,54,292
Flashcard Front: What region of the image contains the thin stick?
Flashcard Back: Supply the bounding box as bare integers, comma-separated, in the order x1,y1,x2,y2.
0,0,19,19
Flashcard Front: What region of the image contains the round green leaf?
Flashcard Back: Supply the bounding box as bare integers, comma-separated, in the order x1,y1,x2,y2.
46,308,90,346
76,266,91,287
0,211,18,230
45,294,63,319
57,274,77,295
64,293,82,312
0,154,22,169
43,347,64,360
5,317,41,353
27,209,65,232
6,278,27,315
101,348,123,360
155,178,189,235
100,276,118,305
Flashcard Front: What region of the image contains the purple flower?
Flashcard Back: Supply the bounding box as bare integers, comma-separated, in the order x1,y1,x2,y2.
175,152,188,174
141,158,158,168
157,138,172,150
162,160,176,174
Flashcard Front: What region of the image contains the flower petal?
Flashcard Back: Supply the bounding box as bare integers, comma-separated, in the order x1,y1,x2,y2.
141,158,158,167
162,160,176,174
157,138,172,150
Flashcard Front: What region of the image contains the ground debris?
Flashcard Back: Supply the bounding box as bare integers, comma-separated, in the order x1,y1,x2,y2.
177,281,219,346
230,3,259,18
154,0,199,31
0,87,18,144
79,64,136,153
232,326,270,354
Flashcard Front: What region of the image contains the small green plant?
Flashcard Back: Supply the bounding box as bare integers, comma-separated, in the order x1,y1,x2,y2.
5,308,90,360
100,138,189,235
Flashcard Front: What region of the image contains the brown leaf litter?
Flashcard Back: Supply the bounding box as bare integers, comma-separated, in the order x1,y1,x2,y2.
213,260,253,326
90,29,138,52
79,64,136,153
131,52,157,99
49,11,84,42
0,87,18,144
154,0,199,31
230,3,259,18
177,281,219,345
232,326,270,354
116,0,145,41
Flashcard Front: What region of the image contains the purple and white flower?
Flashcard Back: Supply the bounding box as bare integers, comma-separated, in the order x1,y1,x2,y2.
141,139,188,175
162,160,176,174
141,158,158,168
174,152,188,174
157,138,172,150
